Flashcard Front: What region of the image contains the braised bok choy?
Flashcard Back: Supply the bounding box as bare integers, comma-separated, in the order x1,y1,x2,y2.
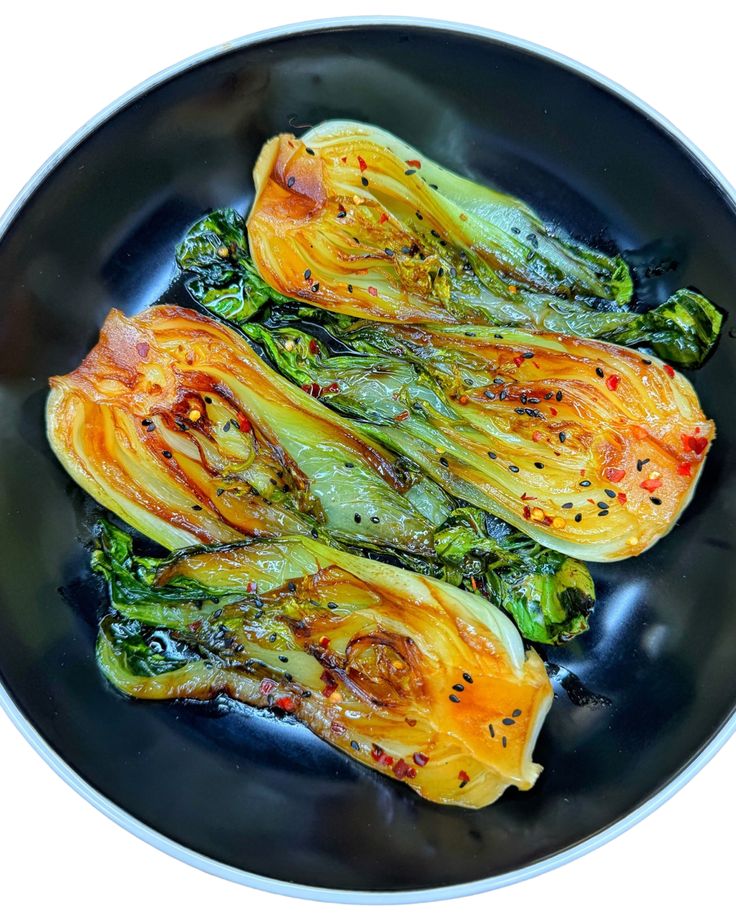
94,521,553,808
243,317,714,562
243,122,721,365
46,304,594,643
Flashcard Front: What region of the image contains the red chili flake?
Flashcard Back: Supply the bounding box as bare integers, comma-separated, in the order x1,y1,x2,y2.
380,753,394,767
550,407,558,416
605,467,626,483
394,410,410,421
543,515,554,526
301,382,323,398
520,492,537,502
606,374,620,391
406,767,417,779
308,338,320,355
513,355,525,367
260,678,277,695
617,492,627,504
663,364,675,377
319,636,330,648
325,382,341,393
523,505,531,520
237,413,252,433
392,758,410,778
413,752,429,767
405,718,417,727
357,155,368,172
189,619,202,631
330,720,346,735
681,434,708,455
379,212,389,224
458,394,469,405
458,770,470,783
406,159,421,168
246,581,257,593
677,461,692,477
532,431,542,443
640,477,663,492
276,696,296,712
368,286,378,297
370,744,383,762
341,156,347,163
136,341,150,358
631,425,649,440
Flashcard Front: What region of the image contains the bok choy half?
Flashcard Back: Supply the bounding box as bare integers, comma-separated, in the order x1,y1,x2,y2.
239,122,721,366
240,316,714,563
93,521,553,808
46,304,594,643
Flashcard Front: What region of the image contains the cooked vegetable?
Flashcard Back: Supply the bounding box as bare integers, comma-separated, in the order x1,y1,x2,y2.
93,520,553,808
241,122,721,365
46,304,594,643
243,318,714,562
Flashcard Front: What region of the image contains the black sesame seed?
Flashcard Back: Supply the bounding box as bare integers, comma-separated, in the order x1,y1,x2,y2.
304,268,311,280
534,462,545,469
384,248,395,257
509,465,520,473
597,501,609,509
515,408,526,415
405,168,416,175
575,513,582,522
488,451,497,460
327,602,338,610
430,229,440,238
311,528,319,538
636,458,650,472
559,432,567,443
440,456,449,467
269,633,277,642
512,708,522,717
305,147,315,155
556,390,563,401
562,502,573,509
651,497,663,505
642,358,653,365
580,480,591,487
488,723,495,738
162,450,172,459
288,582,296,592
463,672,473,683
502,736,507,748
284,673,292,681
499,390,508,400
311,283,320,292
354,513,362,523
502,717,515,726
604,489,617,498
449,694,461,703
254,597,264,609
598,509,609,517
596,367,605,378
350,740,360,751
371,516,380,524
361,176,369,187
347,284,353,293
287,176,295,188
204,396,212,404
429,183,438,190
521,394,528,404
212,609,223,620
278,655,289,663
302,690,312,698
191,504,202,511
511,226,521,234
223,421,231,432
452,683,465,692
415,211,423,220
544,391,554,400
523,352,534,359
141,418,151,427
484,390,495,400
337,210,346,218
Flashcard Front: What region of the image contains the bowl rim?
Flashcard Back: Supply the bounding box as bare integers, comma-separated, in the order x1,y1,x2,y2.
2,14,735,905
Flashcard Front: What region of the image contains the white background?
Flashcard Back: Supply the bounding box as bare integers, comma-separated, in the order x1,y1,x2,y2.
1,3,733,917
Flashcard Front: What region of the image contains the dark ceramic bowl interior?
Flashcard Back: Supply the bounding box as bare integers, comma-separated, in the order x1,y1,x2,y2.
1,19,735,900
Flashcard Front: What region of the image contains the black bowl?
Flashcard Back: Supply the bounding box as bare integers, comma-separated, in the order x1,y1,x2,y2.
1,18,735,903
